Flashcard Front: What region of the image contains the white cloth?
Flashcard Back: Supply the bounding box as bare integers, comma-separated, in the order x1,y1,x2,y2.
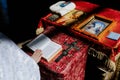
0,32,40,80
49,1,76,16
49,1,65,13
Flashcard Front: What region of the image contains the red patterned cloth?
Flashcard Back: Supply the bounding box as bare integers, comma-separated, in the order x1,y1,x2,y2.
38,26,89,80
35,1,120,80
35,2,98,80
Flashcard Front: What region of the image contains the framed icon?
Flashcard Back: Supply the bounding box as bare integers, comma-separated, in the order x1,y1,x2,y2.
72,15,115,40
82,17,110,36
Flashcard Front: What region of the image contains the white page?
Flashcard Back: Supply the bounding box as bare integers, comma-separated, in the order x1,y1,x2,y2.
27,34,50,51
27,33,62,61
42,41,62,60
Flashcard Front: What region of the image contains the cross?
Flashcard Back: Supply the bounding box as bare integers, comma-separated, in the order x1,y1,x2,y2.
55,40,80,62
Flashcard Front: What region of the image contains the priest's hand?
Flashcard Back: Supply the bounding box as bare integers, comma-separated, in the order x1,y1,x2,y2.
31,49,42,63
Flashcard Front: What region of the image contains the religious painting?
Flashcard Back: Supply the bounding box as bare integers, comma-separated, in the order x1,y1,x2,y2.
82,17,110,36
72,15,114,40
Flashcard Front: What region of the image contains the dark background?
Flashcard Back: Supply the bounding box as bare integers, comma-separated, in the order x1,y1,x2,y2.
0,0,63,43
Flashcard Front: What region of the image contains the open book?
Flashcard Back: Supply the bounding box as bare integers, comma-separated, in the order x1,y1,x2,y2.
26,33,62,62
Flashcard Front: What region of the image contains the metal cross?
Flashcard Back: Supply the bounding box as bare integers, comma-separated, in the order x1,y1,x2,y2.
55,40,80,62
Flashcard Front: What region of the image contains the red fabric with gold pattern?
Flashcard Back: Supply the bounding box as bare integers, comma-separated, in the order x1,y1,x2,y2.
38,26,89,80
35,2,98,79
35,1,120,79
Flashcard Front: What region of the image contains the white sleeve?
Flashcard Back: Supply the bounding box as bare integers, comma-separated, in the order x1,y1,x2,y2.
0,32,40,80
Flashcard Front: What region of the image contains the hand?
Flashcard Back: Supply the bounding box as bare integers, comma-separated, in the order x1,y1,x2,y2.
31,49,42,63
